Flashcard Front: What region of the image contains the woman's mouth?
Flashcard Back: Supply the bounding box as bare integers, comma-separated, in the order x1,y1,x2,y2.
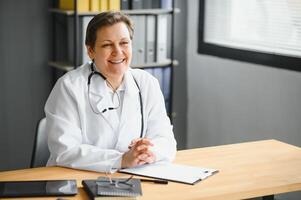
108,59,125,64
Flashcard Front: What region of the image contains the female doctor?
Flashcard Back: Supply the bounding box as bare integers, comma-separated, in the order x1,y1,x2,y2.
45,11,177,172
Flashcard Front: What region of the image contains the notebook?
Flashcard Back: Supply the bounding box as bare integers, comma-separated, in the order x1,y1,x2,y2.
82,179,142,200
119,162,218,185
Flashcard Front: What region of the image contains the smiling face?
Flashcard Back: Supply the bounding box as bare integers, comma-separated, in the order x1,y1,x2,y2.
87,22,132,80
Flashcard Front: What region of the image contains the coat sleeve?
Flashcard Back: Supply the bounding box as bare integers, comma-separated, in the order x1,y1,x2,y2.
144,76,177,162
45,77,122,173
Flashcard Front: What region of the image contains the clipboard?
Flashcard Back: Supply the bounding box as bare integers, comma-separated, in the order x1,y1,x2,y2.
119,162,218,185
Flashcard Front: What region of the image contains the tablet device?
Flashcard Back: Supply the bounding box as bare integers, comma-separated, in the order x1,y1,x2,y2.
0,180,78,197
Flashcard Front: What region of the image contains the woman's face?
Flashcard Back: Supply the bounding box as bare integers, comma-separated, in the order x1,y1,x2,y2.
87,22,132,79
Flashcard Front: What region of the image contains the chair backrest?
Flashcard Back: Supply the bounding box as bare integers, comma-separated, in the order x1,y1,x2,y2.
30,118,50,168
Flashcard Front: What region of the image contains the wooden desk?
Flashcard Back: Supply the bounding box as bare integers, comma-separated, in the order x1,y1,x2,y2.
1,139,301,200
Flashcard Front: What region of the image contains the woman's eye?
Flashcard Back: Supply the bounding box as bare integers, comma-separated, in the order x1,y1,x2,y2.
121,41,129,45
102,44,111,48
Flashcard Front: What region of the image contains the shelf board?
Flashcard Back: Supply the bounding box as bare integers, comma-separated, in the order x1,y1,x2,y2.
48,61,75,72
122,9,173,15
49,60,175,72
49,8,173,16
131,59,173,68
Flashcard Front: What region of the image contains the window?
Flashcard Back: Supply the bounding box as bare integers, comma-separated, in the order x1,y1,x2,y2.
198,0,301,71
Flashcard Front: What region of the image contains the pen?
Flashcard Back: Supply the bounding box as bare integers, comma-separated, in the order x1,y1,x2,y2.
140,179,168,184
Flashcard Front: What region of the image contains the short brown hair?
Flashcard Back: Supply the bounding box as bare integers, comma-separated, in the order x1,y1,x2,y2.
85,11,134,48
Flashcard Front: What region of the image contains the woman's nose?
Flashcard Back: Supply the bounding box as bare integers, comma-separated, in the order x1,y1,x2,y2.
112,44,123,55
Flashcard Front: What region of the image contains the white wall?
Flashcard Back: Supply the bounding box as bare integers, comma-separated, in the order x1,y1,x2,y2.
186,1,301,199
187,0,301,148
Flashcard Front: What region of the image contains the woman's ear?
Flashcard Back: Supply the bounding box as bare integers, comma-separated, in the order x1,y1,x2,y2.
86,45,94,60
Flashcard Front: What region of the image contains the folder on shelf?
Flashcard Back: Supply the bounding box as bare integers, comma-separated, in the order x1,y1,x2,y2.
143,68,154,75
156,15,168,62
99,0,108,12
153,68,164,91
59,0,90,12
108,0,120,11
121,0,130,10
90,0,99,11
67,17,75,64
66,16,91,66
145,15,156,63
119,162,219,185
150,0,173,9
82,16,93,64
130,16,138,65
160,0,173,9
144,67,170,112
131,15,146,66
162,67,171,112
142,0,152,9
152,0,160,8
54,15,70,63
130,0,143,9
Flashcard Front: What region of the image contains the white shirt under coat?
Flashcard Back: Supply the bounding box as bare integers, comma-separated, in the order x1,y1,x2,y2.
45,63,177,172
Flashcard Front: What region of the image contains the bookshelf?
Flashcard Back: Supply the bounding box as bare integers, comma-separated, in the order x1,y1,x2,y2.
49,0,179,117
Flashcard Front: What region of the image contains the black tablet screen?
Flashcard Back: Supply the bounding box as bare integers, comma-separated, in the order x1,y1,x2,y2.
0,180,77,197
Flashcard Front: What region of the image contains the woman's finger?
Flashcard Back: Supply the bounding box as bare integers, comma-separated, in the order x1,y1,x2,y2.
137,160,147,165
138,153,149,160
135,144,149,151
136,138,154,146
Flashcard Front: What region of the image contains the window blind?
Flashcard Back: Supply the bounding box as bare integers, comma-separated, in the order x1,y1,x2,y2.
204,0,301,58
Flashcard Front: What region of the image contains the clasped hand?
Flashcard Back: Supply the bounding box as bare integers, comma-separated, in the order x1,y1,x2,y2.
121,138,156,168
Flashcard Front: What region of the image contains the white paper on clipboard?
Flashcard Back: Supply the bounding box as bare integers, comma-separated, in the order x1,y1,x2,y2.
119,162,218,185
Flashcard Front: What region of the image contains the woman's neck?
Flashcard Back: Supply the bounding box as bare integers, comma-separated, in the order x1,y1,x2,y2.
93,64,124,91
106,76,123,92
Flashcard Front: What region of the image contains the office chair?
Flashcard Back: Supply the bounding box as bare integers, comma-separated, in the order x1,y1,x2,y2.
30,117,50,168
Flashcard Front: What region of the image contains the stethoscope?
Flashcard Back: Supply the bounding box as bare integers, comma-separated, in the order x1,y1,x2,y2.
87,62,144,138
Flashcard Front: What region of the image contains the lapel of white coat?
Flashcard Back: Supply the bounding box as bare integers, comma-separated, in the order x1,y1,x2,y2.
88,74,116,130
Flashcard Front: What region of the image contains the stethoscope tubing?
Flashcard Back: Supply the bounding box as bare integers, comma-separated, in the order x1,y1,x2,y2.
87,62,144,138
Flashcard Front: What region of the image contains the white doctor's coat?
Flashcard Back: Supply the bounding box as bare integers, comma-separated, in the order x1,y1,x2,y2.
45,63,177,172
